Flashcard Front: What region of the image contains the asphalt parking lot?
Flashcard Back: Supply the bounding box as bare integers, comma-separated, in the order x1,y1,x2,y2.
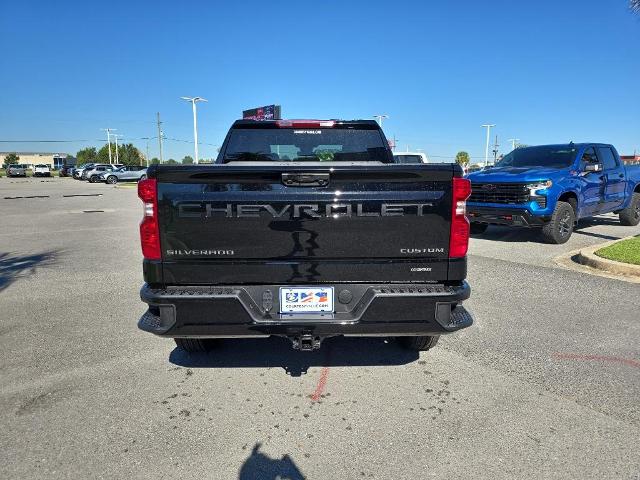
1,177,639,479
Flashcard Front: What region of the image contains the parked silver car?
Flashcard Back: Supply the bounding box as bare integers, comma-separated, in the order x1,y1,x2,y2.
81,164,124,181
85,164,119,182
6,164,27,177
100,166,148,184
73,163,94,179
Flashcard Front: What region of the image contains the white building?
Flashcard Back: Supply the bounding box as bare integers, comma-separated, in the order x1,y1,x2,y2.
1,152,74,169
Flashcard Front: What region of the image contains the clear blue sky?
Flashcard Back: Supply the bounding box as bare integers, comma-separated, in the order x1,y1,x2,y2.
1,0,639,162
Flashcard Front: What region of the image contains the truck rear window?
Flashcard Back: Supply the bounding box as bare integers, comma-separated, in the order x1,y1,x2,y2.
221,128,391,163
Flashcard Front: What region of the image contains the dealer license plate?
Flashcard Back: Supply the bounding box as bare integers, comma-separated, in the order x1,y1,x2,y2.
279,287,334,313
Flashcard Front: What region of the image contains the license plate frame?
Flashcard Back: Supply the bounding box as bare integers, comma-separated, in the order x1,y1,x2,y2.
279,287,334,314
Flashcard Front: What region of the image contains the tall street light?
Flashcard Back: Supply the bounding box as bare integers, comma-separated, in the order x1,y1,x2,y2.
481,124,495,166
373,114,388,128
113,134,123,163
181,96,208,164
101,128,116,164
508,138,520,151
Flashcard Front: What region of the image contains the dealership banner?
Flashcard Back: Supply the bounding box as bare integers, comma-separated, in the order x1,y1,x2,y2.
242,105,282,121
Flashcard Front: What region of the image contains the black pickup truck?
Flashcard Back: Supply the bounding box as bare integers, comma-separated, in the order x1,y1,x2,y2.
137,119,474,353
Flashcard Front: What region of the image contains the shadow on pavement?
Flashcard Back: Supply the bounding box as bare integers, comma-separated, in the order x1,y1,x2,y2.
472,226,540,243
474,215,625,244
576,216,621,227
571,230,621,241
169,336,418,376
238,443,305,480
0,251,58,293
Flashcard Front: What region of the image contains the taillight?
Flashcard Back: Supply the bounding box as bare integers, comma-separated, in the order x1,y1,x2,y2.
449,177,471,258
138,178,161,260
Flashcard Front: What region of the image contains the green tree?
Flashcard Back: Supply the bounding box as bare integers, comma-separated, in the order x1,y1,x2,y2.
96,144,112,164
150,157,160,165
455,151,470,167
116,143,143,166
76,147,97,165
165,158,178,165
181,155,194,165
4,152,19,167
94,143,143,165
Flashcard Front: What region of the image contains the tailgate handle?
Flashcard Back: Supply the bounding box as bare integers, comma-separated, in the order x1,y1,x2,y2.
282,173,329,187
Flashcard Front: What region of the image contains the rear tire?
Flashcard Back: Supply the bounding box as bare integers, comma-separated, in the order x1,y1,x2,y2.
174,338,216,353
470,223,489,235
398,335,440,351
619,192,640,226
106,175,117,185
541,201,575,244
139,174,147,182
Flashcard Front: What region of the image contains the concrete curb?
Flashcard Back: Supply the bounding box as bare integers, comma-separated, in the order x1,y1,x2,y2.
576,236,640,278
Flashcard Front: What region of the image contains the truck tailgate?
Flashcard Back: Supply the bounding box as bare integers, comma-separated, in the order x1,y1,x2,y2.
154,164,458,284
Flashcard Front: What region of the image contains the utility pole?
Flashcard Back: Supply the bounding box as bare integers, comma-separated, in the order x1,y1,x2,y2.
392,135,398,152
156,112,164,163
508,138,520,151
181,97,208,164
373,114,389,129
101,128,115,164
113,134,122,163
492,135,499,164
481,124,495,166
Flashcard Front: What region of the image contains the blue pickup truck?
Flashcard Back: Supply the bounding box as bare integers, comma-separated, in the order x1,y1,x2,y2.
466,143,640,243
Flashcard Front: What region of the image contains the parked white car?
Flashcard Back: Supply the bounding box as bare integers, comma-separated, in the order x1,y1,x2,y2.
392,152,429,164
33,164,51,177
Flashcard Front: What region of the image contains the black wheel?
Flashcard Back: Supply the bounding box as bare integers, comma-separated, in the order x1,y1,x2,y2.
106,175,117,185
138,174,147,182
541,201,575,244
89,175,98,183
619,192,640,226
174,338,216,353
398,335,440,351
470,223,489,235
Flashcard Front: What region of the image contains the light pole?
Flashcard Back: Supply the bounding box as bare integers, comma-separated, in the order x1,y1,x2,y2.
181,96,208,164
373,114,388,128
156,113,164,164
101,128,116,164
481,124,495,166
508,138,520,151
113,134,123,163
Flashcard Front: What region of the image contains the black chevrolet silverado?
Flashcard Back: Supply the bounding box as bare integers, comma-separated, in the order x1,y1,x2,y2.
137,119,474,353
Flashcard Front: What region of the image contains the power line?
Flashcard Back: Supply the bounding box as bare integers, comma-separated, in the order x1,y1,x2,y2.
0,135,217,145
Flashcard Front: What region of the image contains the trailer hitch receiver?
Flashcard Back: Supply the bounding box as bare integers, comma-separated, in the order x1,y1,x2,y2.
290,334,322,351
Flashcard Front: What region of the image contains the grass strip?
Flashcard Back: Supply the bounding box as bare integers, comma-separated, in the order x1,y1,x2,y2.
595,236,640,266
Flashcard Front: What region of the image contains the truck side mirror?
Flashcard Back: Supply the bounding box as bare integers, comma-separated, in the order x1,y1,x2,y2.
583,163,601,173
